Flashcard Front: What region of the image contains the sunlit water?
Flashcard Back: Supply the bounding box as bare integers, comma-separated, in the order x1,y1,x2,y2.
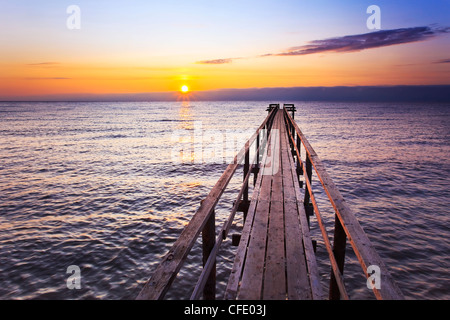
0,101,448,300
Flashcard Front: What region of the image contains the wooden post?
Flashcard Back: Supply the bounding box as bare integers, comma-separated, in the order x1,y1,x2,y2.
296,135,303,185
243,141,250,221
329,216,347,300
257,132,260,163
286,122,294,150
202,206,216,300
254,132,260,186
304,155,313,226
290,122,296,159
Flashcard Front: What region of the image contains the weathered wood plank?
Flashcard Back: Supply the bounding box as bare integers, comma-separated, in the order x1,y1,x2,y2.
231,110,322,300
237,113,278,299
225,114,277,299
300,158,349,300
263,199,286,300
140,105,403,301
262,113,286,300
193,142,267,300
237,199,271,299
137,108,278,300
284,110,404,300
282,110,348,299
224,177,262,299
280,119,312,300
237,153,275,299
281,113,324,300
283,200,311,299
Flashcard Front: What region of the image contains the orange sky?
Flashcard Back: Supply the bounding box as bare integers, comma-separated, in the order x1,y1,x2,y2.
0,1,449,99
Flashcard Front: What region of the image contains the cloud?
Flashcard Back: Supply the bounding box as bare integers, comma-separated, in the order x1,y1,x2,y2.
275,26,449,56
198,26,449,64
196,58,234,65
25,77,71,80
27,62,60,66
434,58,450,64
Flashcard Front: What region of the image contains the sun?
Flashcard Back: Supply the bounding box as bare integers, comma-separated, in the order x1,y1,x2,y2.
177,84,196,102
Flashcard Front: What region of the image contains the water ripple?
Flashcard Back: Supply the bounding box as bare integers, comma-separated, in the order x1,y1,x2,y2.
0,101,448,299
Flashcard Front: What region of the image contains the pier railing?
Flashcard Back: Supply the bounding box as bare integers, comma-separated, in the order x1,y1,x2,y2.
136,104,404,300
282,107,403,300
136,107,278,300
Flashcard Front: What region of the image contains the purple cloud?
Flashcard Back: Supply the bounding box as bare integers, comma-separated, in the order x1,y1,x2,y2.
276,26,449,56
196,58,234,65
434,58,450,64
197,26,449,64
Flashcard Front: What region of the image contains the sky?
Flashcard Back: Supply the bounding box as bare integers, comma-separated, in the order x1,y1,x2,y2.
0,0,449,100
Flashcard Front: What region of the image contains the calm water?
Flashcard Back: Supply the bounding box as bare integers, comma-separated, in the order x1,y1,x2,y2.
0,101,448,300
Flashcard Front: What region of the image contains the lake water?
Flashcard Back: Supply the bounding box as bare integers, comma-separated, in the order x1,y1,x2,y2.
0,101,448,300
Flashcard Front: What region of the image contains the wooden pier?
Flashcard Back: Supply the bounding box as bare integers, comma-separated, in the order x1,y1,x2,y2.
136,104,404,300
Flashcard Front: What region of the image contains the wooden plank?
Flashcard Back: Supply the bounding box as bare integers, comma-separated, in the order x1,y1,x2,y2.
279,120,312,300
280,122,297,203
193,141,266,300
281,112,324,300
237,199,271,299
263,199,286,299
224,181,261,299
225,115,277,299
137,108,278,300
283,199,311,299
284,110,404,300
237,114,277,299
262,113,286,300
282,110,348,300
300,158,349,300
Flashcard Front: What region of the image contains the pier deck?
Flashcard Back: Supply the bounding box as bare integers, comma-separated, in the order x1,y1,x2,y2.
225,109,321,300
136,105,404,300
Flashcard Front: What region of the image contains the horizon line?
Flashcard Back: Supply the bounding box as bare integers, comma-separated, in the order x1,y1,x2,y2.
1,84,450,103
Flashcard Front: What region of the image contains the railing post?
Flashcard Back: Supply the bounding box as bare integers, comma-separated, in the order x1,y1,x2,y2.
254,132,260,186
290,122,296,158
304,155,313,226
202,206,216,300
329,216,347,300
243,141,250,221
296,135,303,187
